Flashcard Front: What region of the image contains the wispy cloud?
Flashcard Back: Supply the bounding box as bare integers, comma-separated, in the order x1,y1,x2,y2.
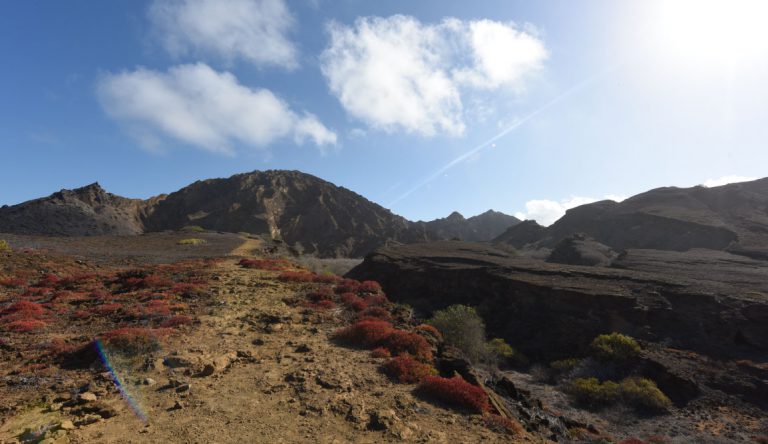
702,175,756,188
148,0,298,69
515,195,626,227
320,15,547,136
97,63,336,154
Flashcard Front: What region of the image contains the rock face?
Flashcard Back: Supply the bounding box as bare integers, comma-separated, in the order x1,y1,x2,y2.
493,220,546,249
546,233,617,267
0,170,522,257
495,179,768,257
142,170,429,257
347,241,768,362
417,210,520,242
0,183,153,236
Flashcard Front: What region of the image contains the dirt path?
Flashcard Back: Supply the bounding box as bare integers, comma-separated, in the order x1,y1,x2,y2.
228,236,262,257
34,258,530,444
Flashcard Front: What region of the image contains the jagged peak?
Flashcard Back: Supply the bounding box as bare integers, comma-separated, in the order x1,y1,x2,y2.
446,211,465,220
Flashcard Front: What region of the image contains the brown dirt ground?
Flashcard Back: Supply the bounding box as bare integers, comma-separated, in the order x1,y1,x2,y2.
0,236,541,444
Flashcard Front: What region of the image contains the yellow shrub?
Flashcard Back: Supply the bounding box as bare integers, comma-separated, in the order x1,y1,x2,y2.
177,238,206,246
590,332,641,363
0,240,9,252
619,377,672,411
567,377,620,406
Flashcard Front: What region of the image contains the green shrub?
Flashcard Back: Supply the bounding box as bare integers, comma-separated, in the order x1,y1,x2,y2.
550,358,581,372
619,377,672,412
0,240,10,252
567,377,672,412
429,305,488,363
590,332,641,363
486,338,527,366
567,377,621,406
177,238,206,246
181,225,205,233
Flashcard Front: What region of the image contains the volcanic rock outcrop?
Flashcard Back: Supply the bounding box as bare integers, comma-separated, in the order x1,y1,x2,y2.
0,183,154,236
347,241,768,362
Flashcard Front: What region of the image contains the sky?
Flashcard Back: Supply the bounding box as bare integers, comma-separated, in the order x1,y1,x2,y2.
2,0,767,225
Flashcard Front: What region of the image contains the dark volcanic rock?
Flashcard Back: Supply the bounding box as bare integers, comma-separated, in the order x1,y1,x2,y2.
492,220,546,249
546,233,617,267
347,241,768,362
496,178,768,256
417,210,520,242
0,183,153,236
142,170,429,257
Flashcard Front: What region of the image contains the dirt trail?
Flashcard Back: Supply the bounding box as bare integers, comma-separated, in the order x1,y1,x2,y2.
10,257,532,444
228,236,262,257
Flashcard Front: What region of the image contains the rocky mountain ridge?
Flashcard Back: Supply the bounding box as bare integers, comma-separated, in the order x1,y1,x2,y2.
0,170,518,257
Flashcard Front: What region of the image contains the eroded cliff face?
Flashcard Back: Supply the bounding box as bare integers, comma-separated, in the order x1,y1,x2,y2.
347,241,768,362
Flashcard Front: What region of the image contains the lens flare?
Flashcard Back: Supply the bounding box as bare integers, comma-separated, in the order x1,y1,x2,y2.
94,339,149,423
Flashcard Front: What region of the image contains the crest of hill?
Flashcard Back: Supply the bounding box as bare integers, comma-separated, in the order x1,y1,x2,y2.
417,209,520,242
495,178,768,256
0,182,154,236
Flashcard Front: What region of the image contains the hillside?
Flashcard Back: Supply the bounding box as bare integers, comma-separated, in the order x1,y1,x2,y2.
0,170,519,257
495,178,768,256
417,210,520,242
0,183,154,237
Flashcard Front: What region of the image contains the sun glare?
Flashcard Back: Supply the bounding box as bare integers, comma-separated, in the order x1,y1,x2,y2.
655,0,768,65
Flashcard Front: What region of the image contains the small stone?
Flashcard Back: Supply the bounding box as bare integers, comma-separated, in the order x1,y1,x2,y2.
252,338,265,346
294,344,311,353
143,378,157,386
176,383,191,393
59,420,76,430
170,400,184,410
78,392,97,403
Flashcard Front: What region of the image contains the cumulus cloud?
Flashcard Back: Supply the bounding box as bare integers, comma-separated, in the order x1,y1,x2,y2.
320,15,547,136
702,175,757,188
149,0,298,69
515,195,625,227
97,63,336,154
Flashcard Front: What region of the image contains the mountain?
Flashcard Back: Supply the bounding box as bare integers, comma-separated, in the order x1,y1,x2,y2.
142,170,429,257
419,210,520,242
0,183,155,236
495,178,768,256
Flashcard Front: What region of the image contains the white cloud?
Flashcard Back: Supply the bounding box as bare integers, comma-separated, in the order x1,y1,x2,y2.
320,15,547,136
515,195,626,227
149,0,297,69
97,63,336,154
702,175,756,188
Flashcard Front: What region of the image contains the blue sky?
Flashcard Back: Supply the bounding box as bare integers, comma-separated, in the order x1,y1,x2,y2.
2,0,767,225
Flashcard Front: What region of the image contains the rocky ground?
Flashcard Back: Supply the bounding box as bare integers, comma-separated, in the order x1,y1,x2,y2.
0,234,544,444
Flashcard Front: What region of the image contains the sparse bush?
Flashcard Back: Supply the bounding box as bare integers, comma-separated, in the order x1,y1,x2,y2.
359,306,392,321
429,304,488,363
334,279,361,294
359,280,382,294
381,330,433,361
340,292,367,311
334,319,395,347
0,240,10,252
567,377,621,407
590,332,641,364
363,293,389,306
383,354,437,383
1,301,45,319
371,347,391,358
417,375,490,413
567,377,672,412
414,324,442,341
277,271,316,283
181,225,205,232
483,413,524,435
0,277,25,287
4,319,48,332
99,327,169,354
177,238,206,246
159,315,193,328
238,258,292,270
619,377,672,412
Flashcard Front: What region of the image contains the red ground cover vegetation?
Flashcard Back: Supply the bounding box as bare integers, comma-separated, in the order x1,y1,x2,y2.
238,258,292,271
483,414,524,435
383,354,436,383
417,375,490,413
